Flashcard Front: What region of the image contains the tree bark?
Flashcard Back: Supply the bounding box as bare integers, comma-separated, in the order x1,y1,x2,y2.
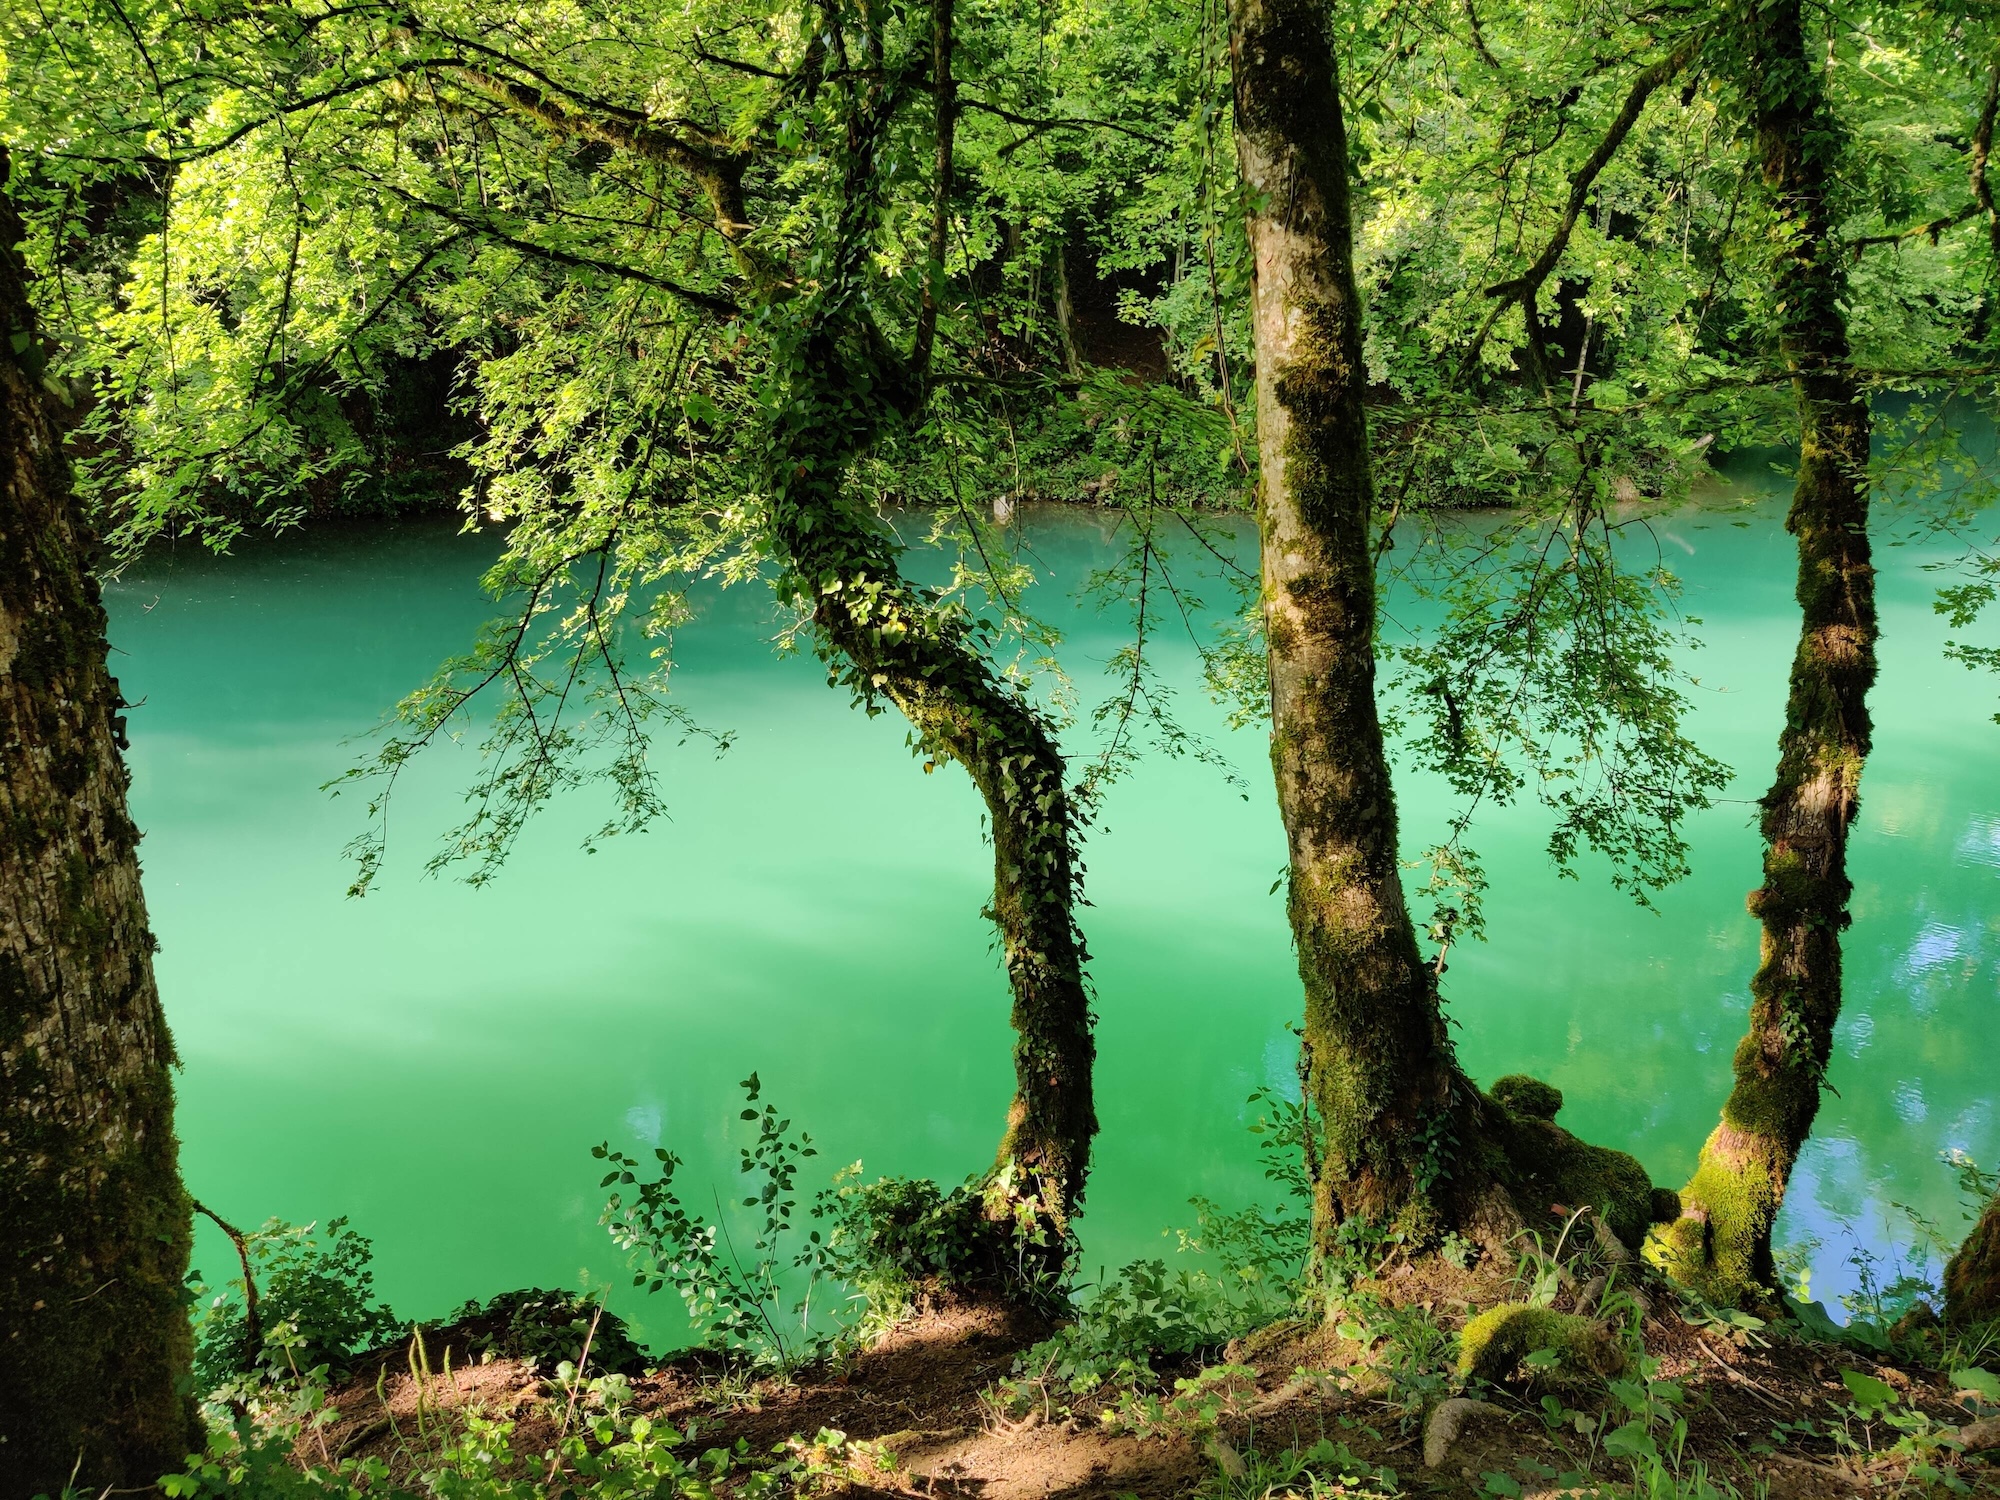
775,481,1096,1239
1657,0,1877,1307
1228,0,1462,1242
1946,1192,2000,1328
0,148,196,1498
1226,0,1670,1266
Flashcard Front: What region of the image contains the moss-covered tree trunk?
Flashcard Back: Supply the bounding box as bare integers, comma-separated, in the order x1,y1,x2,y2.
1655,0,1877,1306
0,148,196,1499
771,459,1096,1238
1227,0,1462,1243
1947,1192,2000,1328
761,46,1095,1246
466,3,1095,1246
1225,0,1671,1268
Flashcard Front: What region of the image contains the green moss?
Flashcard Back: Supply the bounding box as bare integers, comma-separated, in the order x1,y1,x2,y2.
1479,1088,1666,1247
1491,1075,1562,1121
1643,1130,1778,1307
1946,1193,2000,1329
1456,1303,1625,1385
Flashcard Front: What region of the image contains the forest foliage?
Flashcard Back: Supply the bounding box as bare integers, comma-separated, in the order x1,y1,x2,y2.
14,0,2000,1490
18,0,1998,923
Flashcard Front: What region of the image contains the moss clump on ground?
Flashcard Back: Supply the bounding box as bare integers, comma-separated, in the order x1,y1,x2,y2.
1455,1303,1626,1386
1476,1077,1667,1247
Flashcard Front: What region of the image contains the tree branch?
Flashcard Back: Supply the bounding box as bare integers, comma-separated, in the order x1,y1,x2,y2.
1461,29,1707,376
912,0,956,376
360,176,739,316
1849,201,1979,258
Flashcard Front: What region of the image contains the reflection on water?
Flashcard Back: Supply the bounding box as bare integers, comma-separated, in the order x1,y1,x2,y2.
107,493,2000,1340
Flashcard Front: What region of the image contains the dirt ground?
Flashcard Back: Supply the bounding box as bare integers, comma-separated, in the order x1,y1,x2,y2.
311,1284,2000,1499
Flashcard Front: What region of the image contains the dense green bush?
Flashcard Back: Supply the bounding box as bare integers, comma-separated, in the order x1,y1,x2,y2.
191,1218,402,1391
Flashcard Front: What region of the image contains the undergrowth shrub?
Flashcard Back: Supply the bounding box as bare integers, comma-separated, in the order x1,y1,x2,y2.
595,1074,1059,1372
447,1288,647,1375
996,1087,1313,1417
811,1170,993,1312
149,1368,783,1500
191,1217,402,1394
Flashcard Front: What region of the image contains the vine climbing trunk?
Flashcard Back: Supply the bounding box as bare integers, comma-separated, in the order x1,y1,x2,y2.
1227,0,1466,1243
1226,0,1672,1270
760,40,1094,1248
774,482,1096,1241
0,148,196,1498
1657,0,1878,1306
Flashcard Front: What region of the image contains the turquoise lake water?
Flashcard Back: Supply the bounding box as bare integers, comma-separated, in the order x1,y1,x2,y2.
105,492,2000,1342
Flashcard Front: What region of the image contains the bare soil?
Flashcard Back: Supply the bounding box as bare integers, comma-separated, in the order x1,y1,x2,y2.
313,1283,2000,1499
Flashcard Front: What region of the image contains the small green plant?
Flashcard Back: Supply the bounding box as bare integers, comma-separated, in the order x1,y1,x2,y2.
1109,1363,1258,1441
1203,1434,1401,1499
190,1215,402,1395
160,1363,784,1500
597,1072,830,1370
600,1075,1051,1370
1821,1368,1976,1487
998,1258,1263,1417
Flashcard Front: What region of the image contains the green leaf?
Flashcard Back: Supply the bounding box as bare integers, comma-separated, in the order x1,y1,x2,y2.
1602,1421,1657,1461
1840,1370,1896,1411
1952,1367,2000,1404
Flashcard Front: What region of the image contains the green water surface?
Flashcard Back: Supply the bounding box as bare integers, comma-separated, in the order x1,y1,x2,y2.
105,496,1999,1341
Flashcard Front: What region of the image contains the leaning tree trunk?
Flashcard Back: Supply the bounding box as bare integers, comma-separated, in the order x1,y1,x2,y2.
761,54,1095,1248
773,451,1096,1240
0,149,196,1498
452,0,1095,1251
1656,0,1877,1307
1226,0,1672,1268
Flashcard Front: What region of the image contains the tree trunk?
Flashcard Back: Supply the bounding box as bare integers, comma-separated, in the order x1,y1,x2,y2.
1946,1192,2000,1328
780,480,1097,1240
1226,0,1670,1266
1228,0,1462,1243
0,149,196,1498
1051,242,1086,378
762,62,1095,1250
1656,0,1877,1307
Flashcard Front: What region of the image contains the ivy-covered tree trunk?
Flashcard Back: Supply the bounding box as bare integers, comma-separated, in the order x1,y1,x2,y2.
760,54,1095,1246
462,4,1097,1246
771,454,1096,1238
0,150,196,1498
1656,0,1877,1307
1226,0,1670,1268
